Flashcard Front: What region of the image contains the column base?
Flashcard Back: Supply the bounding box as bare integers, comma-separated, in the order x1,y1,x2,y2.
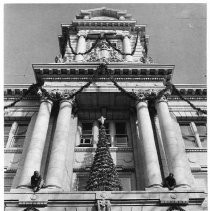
145,184,164,192
174,184,191,191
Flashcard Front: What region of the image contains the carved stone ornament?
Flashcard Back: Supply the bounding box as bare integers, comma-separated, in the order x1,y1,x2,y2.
166,205,186,211
97,199,111,211
77,30,89,38
39,89,76,102
134,89,158,101
23,207,39,211
85,40,124,63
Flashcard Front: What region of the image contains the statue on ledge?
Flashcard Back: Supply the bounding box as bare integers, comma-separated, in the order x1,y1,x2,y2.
163,173,176,190
31,171,44,192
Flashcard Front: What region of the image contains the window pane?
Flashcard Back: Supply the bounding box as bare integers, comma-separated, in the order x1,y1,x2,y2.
82,123,92,135
13,136,25,148
16,125,28,135
183,136,197,148
4,124,11,136
180,125,193,136
200,137,207,148
196,125,207,136
116,122,126,134
77,176,88,191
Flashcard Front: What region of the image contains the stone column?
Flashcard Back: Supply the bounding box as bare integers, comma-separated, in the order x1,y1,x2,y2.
76,121,82,147
17,98,53,187
109,121,116,147
122,33,133,62
6,121,18,148
92,121,99,147
155,95,190,187
136,100,162,187
45,99,74,189
190,122,203,148
75,30,87,62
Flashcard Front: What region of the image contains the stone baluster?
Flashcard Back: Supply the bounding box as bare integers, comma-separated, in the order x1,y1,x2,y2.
45,98,74,189
155,95,190,188
136,98,162,187
17,98,53,187
92,121,99,147
109,121,116,147
122,33,133,62
75,30,87,62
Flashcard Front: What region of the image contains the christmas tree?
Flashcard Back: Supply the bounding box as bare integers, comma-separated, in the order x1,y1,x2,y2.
86,117,122,191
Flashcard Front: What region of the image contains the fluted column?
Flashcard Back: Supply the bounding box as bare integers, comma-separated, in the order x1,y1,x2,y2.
136,100,162,187
155,96,190,187
75,30,87,62
122,33,133,62
92,121,99,147
18,98,53,187
45,99,74,188
6,121,18,148
109,121,116,147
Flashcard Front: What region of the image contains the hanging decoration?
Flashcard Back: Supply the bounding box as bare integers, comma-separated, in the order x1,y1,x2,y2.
4,63,207,115
66,27,141,57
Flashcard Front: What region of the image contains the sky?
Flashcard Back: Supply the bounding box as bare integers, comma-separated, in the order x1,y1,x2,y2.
4,3,207,85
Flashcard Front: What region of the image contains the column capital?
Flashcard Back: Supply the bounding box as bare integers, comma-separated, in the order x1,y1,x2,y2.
40,96,53,105
155,94,168,105
134,89,157,103
60,97,75,106
77,30,88,38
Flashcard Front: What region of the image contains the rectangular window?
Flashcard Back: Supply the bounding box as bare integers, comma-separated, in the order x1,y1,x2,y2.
76,175,88,191
80,122,93,147
180,124,197,148
196,124,207,148
4,123,12,147
4,173,16,192
115,122,128,147
4,120,30,148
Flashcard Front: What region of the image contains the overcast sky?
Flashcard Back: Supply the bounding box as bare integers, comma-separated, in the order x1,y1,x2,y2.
4,3,206,85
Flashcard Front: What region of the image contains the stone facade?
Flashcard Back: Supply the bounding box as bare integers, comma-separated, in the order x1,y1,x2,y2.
4,7,207,211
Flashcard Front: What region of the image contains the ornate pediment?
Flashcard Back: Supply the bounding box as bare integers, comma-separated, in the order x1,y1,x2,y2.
76,7,133,21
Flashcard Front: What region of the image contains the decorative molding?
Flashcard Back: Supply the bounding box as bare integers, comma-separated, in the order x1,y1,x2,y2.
4,148,23,153
73,166,135,172
19,201,47,207
75,147,133,152
185,148,207,152
23,207,40,211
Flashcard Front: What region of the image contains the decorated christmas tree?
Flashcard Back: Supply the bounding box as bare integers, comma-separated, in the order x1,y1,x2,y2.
86,117,122,191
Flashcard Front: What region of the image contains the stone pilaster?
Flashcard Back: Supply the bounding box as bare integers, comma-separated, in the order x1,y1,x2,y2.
136,98,162,188
75,30,87,62
122,32,133,62
109,121,116,147
92,121,99,147
45,98,74,189
155,95,190,188
17,98,53,187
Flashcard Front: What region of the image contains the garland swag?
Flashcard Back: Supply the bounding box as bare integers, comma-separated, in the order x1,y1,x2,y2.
66,27,142,57
4,63,207,115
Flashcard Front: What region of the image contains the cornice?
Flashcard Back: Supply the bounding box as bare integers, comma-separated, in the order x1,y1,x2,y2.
33,63,174,83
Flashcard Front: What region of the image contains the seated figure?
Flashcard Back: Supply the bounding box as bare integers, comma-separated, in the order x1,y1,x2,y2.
31,171,44,192
163,173,176,190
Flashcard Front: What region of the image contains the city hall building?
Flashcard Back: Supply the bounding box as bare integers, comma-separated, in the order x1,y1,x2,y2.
4,7,207,211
